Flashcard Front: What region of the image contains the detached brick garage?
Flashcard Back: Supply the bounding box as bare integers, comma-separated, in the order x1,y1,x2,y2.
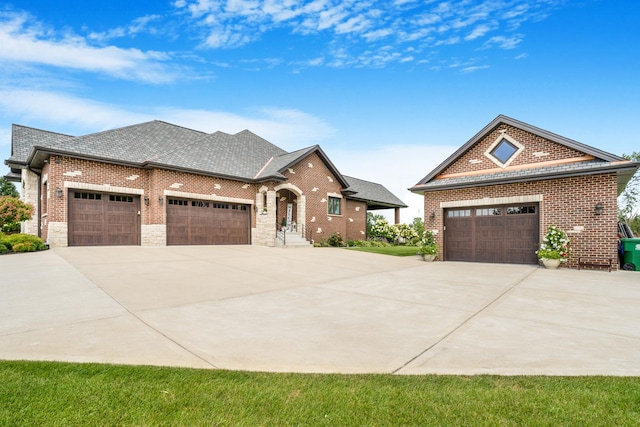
5,121,406,248
410,115,639,269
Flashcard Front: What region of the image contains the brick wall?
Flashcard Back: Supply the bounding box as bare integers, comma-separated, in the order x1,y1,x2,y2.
423,173,619,269
37,152,369,247
440,124,586,176
283,151,351,242
42,156,261,246
345,200,367,241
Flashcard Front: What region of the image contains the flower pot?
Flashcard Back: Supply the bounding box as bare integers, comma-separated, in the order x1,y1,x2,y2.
420,254,436,262
541,258,561,269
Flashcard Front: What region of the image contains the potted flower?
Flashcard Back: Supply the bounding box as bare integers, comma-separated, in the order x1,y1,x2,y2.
536,225,569,269
418,230,438,261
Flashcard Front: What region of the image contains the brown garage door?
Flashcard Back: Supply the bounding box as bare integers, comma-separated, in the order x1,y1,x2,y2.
444,204,539,264
68,191,140,246
166,198,250,245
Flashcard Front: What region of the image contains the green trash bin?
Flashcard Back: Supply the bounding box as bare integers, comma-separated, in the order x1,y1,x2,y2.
621,238,640,271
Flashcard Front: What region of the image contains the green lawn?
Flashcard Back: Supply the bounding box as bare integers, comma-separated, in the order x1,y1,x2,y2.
2,361,639,426
346,245,420,257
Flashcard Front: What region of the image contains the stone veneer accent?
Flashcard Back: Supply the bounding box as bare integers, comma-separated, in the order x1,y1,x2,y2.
47,222,68,247
21,169,39,236
141,224,167,247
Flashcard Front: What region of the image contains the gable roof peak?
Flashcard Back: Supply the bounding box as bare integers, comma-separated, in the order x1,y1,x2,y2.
413,114,627,187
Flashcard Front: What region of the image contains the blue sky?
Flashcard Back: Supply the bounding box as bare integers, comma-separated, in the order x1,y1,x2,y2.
1,0,638,222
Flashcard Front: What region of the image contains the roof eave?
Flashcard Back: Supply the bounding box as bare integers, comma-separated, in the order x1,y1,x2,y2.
26,147,143,170
346,195,408,209
411,163,639,194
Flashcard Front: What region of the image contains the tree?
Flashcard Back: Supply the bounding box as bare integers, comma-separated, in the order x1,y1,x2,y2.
618,151,640,235
0,196,34,234
411,217,425,239
366,212,386,238
0,177,19,197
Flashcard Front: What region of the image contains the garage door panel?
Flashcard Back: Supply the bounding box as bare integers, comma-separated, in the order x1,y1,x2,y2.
69,191,140,246
167,198,249,245
445,203,538,265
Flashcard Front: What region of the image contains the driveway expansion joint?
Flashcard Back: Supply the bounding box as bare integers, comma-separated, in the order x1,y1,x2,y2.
391,267,538,374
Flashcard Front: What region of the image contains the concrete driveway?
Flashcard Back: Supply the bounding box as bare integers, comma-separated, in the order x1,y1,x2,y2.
1,246,639,375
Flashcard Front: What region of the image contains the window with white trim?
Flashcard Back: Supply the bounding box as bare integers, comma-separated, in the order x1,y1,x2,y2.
328,196,341,215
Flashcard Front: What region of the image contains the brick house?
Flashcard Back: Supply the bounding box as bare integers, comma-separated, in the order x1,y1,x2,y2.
4,121,406,247
409,115,639,269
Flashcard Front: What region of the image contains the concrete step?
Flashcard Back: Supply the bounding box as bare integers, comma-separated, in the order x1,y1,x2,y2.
276,232,312,248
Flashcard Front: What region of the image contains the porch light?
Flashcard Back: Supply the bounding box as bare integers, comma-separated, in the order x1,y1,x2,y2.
158,196,164,204
55,187,63,198
144,196,149,205
594,202,604,215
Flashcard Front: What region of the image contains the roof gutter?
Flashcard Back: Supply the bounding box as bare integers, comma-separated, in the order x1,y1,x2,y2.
410,162,639,194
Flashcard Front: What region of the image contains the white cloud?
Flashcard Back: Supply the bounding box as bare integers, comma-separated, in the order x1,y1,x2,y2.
483,35,523,50
0,89,334,151
461,64,490,73
0,89,152,131
0,11,177,83
328,144,457,224
465,23,493,41
159,106,335,149
173,0,564,68
88,15,163,43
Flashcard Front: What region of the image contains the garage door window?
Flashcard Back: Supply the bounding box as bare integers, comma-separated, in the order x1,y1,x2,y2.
74,192,101,200
110,195,133,203
447,209,471,217
476,208,501,216
507,206,536,215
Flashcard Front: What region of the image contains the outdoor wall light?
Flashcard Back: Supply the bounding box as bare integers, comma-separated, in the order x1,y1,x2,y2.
594,202,604,215
158,196,164,204
55,187,63,198
144,196,149,205
429,211,436,222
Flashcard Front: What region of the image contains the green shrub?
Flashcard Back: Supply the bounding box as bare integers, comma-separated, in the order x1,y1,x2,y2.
0,233,46,252
0,243,7,254
327,232,345,247
1,222,21,234
12,242,37,252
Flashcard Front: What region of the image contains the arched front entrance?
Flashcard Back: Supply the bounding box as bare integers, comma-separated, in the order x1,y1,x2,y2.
276,189,297,230
274,183,306,238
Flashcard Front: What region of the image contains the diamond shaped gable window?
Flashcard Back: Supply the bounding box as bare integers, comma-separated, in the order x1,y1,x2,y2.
484,134,524,168
491,139,517,164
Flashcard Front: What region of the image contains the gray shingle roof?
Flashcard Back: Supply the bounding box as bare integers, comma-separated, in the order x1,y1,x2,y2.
256,146,318,180
43,121,207,164
7,124,74,164
151,129,286,180
343,176,407,208
6,120,407,209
